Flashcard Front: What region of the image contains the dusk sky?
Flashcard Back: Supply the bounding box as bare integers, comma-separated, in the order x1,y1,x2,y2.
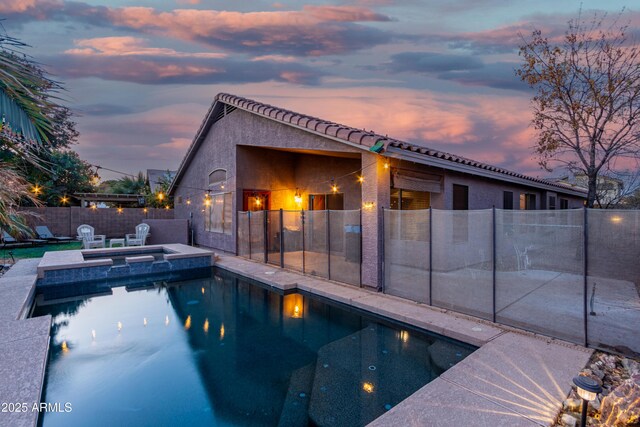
1,0,635,180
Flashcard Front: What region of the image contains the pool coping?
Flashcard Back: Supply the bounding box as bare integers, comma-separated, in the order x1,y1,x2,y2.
214,255,594,427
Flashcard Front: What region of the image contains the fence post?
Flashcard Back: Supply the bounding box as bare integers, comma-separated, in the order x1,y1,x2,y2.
235,210,239,256
263,210,268,264
429,207,433,306
248,211,252,260
359,208,363,288
326,209,331,280
380,207,384,292
279,208,284,268
301,210,306,274
492,206,496,323
583,207,588,347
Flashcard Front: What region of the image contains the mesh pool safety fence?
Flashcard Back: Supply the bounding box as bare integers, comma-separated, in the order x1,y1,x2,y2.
238,209,361,287
238,208,640,355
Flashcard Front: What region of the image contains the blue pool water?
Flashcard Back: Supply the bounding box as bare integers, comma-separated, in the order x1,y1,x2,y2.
33,268,475,427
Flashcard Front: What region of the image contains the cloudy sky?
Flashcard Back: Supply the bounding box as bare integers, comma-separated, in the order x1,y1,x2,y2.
1,0,634,179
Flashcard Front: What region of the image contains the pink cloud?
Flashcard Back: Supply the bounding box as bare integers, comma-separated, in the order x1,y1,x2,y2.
65,36,226,58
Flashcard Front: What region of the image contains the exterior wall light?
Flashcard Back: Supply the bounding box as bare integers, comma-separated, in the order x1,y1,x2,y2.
363,202,375,209
357,175,364,183
610,215,622,224
573,376,602,427
383,161,389,169
294,188,302,205
331,179,338,193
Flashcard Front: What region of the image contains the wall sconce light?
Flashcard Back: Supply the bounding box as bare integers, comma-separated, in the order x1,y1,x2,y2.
204,193,212,207
363,202,375,209
186,199,191,205
383,161,389,169
294,188,302,205
610,215,622,224
573,376,602,427
357,175,364,184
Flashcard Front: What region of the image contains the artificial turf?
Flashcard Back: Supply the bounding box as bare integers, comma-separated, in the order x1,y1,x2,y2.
0,241,83,262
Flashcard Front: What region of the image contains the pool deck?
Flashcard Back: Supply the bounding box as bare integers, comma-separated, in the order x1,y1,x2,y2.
216,255,593,427
0,259,50,427
0,255,593,427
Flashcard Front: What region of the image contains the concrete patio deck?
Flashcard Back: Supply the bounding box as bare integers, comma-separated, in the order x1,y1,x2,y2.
0,259,51,427
216,255,593,427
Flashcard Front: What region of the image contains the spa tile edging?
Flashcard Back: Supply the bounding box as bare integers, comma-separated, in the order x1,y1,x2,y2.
214,255,594,427
0,260,51,427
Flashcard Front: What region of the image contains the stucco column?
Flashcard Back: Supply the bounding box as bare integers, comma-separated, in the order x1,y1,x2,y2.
361,152,390,289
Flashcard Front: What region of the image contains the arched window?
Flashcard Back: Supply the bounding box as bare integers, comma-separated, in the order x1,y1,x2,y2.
209,169,227,186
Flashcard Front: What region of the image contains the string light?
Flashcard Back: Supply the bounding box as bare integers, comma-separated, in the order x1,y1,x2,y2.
331,179,338,193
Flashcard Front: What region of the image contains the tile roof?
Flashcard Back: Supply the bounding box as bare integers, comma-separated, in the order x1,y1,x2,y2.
170,93,586,196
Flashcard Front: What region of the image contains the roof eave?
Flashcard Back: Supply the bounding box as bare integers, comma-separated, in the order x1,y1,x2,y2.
385,146,587,198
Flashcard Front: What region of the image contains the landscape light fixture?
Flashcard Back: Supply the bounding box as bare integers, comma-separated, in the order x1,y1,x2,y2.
573,376,602,427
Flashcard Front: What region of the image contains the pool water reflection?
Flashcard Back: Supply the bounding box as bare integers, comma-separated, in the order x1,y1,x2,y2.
34,268,475,427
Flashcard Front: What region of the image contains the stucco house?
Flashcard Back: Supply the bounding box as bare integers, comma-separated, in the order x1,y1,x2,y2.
169,93,585,287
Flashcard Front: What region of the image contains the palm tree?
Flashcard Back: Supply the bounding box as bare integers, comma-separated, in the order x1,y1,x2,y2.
0,33,58,159
0,32,58,236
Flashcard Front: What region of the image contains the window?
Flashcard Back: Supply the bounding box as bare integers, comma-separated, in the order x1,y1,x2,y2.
519,193,536,210
503,191,513,210
390,189,430,210
208,169,227,186
560,198,569,209
309,194,344,210
452,184,469,210
548,196,556,210
205,192,232,234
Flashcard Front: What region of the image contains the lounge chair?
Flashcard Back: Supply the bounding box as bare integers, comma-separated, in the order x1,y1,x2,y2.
1,230,46,247
35,226,74,243
76,225,106,249
126,223,150,247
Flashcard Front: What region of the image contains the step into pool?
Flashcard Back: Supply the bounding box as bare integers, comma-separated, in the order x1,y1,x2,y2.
32,268,475,427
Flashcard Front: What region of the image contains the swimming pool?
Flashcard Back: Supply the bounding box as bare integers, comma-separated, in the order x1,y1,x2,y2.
33,268,475,427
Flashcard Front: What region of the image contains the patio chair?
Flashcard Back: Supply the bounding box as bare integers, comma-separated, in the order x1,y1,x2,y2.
76,224,106,249
1,230,46,247
126,223,150,247
35,226,74,243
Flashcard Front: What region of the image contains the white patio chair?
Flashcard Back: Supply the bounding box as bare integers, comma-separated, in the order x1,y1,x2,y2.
77,224,106,249
126,223,150,247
